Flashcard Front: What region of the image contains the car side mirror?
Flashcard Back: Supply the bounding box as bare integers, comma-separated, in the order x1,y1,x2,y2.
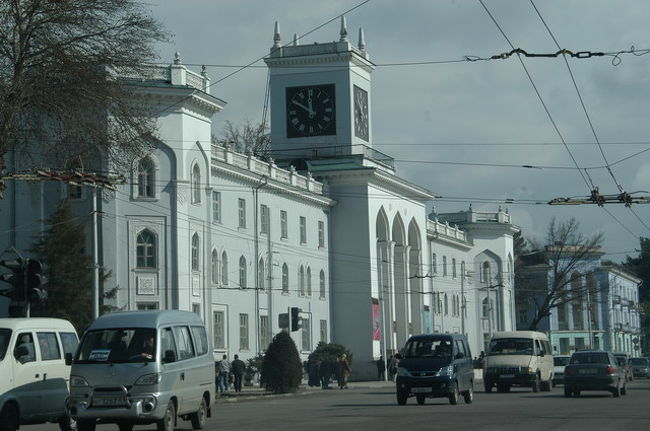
394,353,402,360
163,349,176,364
65,353,73,366
455,352,464,360
14,345,28,359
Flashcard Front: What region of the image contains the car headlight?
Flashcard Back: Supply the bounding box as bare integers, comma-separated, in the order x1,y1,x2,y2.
135,373,162,385
397,367,411,377
435,365,454,377
70,375,89,387
525,367,534,374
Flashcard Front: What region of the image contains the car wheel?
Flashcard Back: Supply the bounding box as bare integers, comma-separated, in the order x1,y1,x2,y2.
464,384,474,404
77,420,96,431
416,394,426,405
59,415,78,431
157,401,176,431
118,421,134,431
497,383,510,393
484,382,492,393
449,382,459,405
564,387,572,397
0,403,18,431
532,374,541,393
190,397,208,430
397,391,408,405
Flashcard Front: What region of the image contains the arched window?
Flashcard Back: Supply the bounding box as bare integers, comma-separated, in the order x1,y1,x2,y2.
239,256,247,289
482,261,491,284
137,157,155,198
221,252,228,285
258,258,265,291
319,270,326,299
136,229,156,268
191,163,201,204
191,233,199,271
306,267,312,296
299,265,305,296
282,264,289,293
211,250,219,284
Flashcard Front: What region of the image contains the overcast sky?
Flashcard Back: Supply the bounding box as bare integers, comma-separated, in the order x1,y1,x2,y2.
148,0,650,262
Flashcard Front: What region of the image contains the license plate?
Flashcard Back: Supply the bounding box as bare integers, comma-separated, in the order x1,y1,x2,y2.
578,369,597,374
93,396,127,407
411,387,431,393
500,374,515,378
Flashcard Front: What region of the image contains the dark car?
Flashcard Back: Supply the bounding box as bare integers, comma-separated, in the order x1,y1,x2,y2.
395,334,474,405
564,351,626,397
630,357,650,379
614,353,633,382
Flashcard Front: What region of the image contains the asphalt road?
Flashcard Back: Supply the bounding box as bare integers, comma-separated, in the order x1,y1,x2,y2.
27,380,650,431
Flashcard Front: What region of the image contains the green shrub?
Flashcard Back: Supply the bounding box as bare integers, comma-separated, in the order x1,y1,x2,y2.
308,341,353,365
260,331,303,393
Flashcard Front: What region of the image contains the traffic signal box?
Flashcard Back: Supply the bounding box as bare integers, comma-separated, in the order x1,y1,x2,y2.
0,258,48,304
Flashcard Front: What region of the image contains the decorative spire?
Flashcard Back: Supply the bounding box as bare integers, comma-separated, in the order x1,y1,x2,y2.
200,65,207,76
273,21,281,48
339,16,348,42
173,51,181,65
293,33,299,46
358,27,366,51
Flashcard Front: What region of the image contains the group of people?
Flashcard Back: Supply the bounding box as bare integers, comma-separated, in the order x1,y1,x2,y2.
376,355,400,381
306,354,352,389
215,354,246,393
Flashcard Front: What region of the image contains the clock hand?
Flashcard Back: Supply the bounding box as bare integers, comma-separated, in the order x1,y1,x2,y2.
307,97,314,119
292,100,315,116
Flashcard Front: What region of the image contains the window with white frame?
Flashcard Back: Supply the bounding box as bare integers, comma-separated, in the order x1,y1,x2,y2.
320,319,327,343
432,253,437,274
137,302,159,310
261,204,269,234
212,191,221,222
299,265,305,295
452,258,457,278
137,157,155,198
191,233,200,271
211,250,219,284
306,267,312,296
239,313,249,350
136,229,156,268
444,293,448,315
319,270,326,299
260,315,270,351
301,317,311,351
442,256,447,276
280,210,288,239
213,310,225,349
238,198,246,228
258,258,265,291
191,164,201,204
299,216,306,244
482,261,491,284
318,221,325,248
221,251,228,285
282,264,289,293
239,256,247,289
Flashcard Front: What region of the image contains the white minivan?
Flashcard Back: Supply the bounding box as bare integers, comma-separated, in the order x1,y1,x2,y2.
67,310,215,431
0,317,78,431
483,330,554,393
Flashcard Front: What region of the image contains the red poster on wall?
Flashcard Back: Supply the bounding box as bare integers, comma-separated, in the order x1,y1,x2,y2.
372,301,381,341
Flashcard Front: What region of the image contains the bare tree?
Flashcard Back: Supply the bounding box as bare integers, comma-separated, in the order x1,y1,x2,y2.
0,0,169,196
516,218,604,330
213,120,271,159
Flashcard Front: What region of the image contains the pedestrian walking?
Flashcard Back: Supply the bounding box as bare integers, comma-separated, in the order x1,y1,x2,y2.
388,354,399,381
308,359,320,387
337,354,351,389
217,354,231,393
319,359,332,389
231,354,246,392
376,355,386,381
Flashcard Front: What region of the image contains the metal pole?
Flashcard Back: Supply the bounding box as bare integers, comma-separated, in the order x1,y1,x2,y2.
92,186,99,319
586,286,593,349
267,206,272,350
460,267,465,335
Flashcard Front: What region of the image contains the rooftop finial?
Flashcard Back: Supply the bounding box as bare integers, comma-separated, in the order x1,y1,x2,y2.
273,21,281,48
293,33,299,46
339,16,348,42
358,27,366,51
173,51,181,65
201,65,207,76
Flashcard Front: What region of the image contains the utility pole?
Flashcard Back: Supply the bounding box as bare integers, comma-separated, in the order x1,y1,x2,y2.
92,186,100,320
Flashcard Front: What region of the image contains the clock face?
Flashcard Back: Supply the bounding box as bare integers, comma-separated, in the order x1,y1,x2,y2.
354,85,369,141
286,84,336,138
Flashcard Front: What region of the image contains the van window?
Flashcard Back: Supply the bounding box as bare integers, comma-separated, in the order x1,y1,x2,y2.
403,338,452,359
191,326,208,356
160,328,177,359
173,326,195,360
37,332,61,360
15,332,36,363
60,332,79,356
76,328,156,363
534,339,542,355
488,338,534,356
454,339,466,358
0,329,11,360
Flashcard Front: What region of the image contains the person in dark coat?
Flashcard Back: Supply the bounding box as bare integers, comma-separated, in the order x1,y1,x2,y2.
231,354,246,392
308,359,320,387
376,355,386,381
319,359,332,389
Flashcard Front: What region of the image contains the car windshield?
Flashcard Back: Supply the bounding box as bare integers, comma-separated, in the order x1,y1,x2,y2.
631,358,648,366
403,339,452,359
76,328,156,363
554,357,570,366
570,352,609,364
614,356,627,366
488,338,533,356
0,329,11,361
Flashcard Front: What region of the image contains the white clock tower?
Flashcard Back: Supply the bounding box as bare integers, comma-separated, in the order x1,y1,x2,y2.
264,17,375,162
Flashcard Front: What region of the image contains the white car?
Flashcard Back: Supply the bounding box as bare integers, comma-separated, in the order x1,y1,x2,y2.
552,355,571,387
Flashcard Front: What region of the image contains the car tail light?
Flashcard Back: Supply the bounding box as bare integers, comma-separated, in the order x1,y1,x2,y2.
605,366,616,375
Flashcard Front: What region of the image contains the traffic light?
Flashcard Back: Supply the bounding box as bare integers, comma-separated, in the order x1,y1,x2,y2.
26,259,47,304
0,258,25,301
290,307,302,332
278,313,289,329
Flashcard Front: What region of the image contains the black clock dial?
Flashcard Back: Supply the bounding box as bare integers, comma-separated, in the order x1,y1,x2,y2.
354,85,369,141
286,84,336,138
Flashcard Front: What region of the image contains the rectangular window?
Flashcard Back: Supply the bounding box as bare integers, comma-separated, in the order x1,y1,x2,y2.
559,337,570,355
68,184,82,199
280,210,288,239
212,191,221,222
557,303,568,330
575,337,585,351
320,319,327,343
301,317,311,351
260,315,270,351
238,198,246,228
452,258,457,278
261,204,269,234
239,313,249,350
213,311,225,349
59,332,78,357
442,256,447,276
432,253,437,274
137,302,159,311
318,221,325,248
192,303,201,316
37,332,61,360
300,216,307,244
190,326,209,356
172,326,195,360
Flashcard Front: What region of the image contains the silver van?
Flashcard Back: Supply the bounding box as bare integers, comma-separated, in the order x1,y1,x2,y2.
67,311,214,431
